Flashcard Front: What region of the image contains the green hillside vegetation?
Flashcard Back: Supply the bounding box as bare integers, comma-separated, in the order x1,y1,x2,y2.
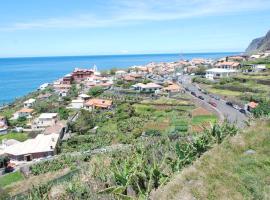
0,171,24,188
150,120,270,200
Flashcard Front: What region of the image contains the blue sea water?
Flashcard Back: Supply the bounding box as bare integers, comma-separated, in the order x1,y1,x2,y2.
0,52,240,104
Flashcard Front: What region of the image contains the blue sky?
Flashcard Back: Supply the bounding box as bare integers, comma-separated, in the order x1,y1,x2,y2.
0,0,270,57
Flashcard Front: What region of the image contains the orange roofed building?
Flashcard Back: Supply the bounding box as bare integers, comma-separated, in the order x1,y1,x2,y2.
84,99,113,110
12,108,34,120
71,68,94,82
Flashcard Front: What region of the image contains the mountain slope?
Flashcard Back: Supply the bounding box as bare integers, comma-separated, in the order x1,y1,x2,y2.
246,30,270,54
150,120,270,200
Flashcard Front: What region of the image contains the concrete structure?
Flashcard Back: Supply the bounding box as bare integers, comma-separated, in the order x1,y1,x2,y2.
215,61,240,69
39,83,49,90
205,68,238,80
62,74,73,85
162,83,183,93
71,68,94,82
84,99,112,110
33,113,58,129
132,83,163,93
12,108,34,120
23,98,36,108
69,99,85,109
0,116,8,135
4,133,59,161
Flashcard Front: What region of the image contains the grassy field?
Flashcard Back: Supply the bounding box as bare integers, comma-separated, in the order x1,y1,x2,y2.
0,171,24,188
151,120,270,200
207,88,243,97
0,132,29,142
191,115,218,125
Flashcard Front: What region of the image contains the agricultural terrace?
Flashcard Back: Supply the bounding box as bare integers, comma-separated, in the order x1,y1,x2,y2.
61,96,218,153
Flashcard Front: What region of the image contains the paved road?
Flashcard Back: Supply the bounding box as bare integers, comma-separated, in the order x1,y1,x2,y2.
179,75,248,128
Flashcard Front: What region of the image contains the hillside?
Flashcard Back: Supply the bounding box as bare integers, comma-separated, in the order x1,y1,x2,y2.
150,120,270,200
246,30,270,53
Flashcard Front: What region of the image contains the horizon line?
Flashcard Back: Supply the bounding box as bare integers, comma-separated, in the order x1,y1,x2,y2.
0,51,243,59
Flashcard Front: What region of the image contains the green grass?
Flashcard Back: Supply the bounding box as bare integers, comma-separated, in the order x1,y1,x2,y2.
208,88,243,97
192,115,218,125
0,132,29,142
151,120,270,200
0,171,24,187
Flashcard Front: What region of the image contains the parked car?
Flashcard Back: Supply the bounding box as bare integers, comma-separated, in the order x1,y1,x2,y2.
213,95,220,100
233,104,241,110
191,91,197,97
202,90,208,95
239,109,246,114
208,101,217,107
226,101,233,106
198,95,204,100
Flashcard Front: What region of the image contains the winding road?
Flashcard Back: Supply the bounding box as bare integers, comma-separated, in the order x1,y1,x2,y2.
179,75,248,128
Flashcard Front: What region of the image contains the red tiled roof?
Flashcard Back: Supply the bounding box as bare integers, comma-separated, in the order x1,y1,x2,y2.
85,99,112,108
17,108,34,113
248,102,258,109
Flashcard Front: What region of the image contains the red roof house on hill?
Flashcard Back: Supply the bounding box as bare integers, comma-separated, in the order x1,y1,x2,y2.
72,68,94,82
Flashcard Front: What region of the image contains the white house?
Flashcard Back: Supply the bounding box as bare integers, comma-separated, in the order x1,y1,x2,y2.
132,83,163,93
0,116,8,135
69,99,85,109
115,70,127,77
205,68,238,80
78,94,90,101
4,133,59,161
23,98,36,108
33,113,58,129
12,108,34,120
39,83,49,90
253,64,267,72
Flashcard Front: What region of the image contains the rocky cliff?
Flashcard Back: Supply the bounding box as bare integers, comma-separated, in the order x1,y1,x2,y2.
246,30,270,54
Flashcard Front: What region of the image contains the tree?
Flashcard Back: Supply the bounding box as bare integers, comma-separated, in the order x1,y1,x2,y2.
252,101,270,117
116,103,135,120
70,84,78,98
70,110,95,134
58,107,69,120
87,86,104,97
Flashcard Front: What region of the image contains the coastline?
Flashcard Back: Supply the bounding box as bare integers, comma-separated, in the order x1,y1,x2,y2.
0,52,240,105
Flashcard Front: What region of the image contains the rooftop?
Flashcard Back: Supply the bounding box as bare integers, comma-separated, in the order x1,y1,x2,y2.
85,98,112,108
17,108,34,113
24,98,36,104
206,68,237,73
38,113,58,119
4,133,59,156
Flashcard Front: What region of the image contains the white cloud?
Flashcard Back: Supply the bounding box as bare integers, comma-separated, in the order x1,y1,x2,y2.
1,0,270,31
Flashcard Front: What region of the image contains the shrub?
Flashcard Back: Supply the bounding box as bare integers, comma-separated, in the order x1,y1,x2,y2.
88,86,104,97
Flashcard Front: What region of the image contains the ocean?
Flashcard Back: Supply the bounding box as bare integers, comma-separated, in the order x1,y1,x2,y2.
0,52,239,104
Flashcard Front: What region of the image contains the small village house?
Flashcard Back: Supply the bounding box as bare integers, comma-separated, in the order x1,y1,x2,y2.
115,70,127,77
0,116,8,135
39,83,49,90
215,61,240,69
4,133,59,161
23,98,36,108
37,93,52,100
78,93,91,101
205,68,238,80
62,74,73,85
132,82,163,93
162,83,183,93
33,113,58,129
71,68,94,82
84,99,112,110
69,99,85,109
12,108,34,120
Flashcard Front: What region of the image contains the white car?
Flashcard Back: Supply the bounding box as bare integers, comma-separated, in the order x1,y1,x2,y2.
233,104,241,110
